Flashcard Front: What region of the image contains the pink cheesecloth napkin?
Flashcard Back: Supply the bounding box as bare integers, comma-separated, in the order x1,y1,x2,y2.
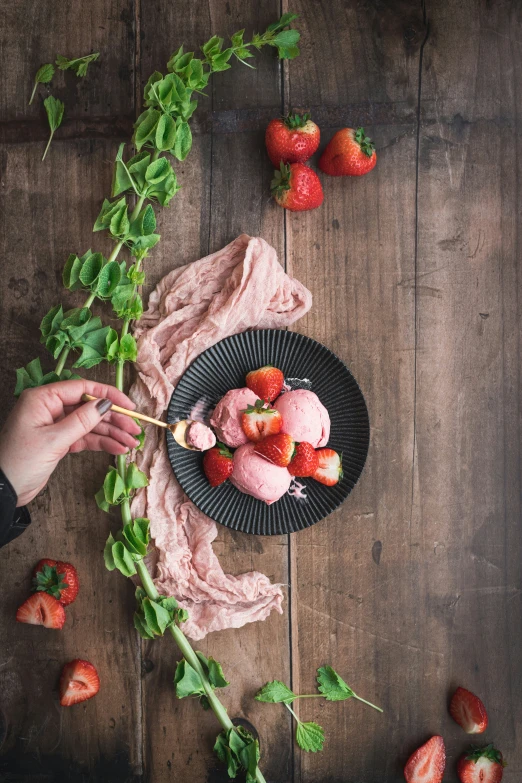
129,234,312,640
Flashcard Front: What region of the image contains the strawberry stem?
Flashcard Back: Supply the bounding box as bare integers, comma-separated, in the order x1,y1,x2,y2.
354,127,375,158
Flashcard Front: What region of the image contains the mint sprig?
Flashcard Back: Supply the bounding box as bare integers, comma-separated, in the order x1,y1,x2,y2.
42,95,64,161
29,63,55,105
56,52,100,78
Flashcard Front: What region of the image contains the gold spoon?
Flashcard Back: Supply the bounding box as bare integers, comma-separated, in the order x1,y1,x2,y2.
81,394,198,451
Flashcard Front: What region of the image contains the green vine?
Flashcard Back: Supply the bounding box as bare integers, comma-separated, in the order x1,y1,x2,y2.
16,13,301,782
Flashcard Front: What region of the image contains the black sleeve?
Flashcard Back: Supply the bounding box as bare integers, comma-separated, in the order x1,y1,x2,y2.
0,469,31,548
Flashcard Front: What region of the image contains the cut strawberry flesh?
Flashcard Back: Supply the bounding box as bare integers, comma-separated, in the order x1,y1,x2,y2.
60,660,100,706
16,593,65,629
450,687,488,733
404,735,446,783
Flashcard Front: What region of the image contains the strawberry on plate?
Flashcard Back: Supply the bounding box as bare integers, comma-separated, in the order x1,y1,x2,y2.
241,400,282,442
16,593,66,629
59,659,100,707
32,559,79,606
203,443,234,487
246,365,284,402
288,442,318,477
319,127,377,177
312,448,343,486
271,162,324,212
254,433,295,468
265,112,320,166
404,735,446,783
450,686,488,734
457,745,506,783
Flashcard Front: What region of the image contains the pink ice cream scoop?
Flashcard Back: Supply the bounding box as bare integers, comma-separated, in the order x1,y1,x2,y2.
186,421,216,451
273,389,330,447
230,442,292,504
210,387,258,448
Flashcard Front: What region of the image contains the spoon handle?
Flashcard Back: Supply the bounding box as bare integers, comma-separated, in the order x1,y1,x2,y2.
81,393,168,429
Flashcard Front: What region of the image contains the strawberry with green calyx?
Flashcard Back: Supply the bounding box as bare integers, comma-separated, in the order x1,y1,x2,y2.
32,559,79,606
16,593,66,629
288,442,318,477
59,659,100,707
271,162,324,212
457,745,506,783
312,448,343,486
319,127,377,177
203,442,234,487
265,112,320,166
246,365,284,402
241,399,283,442
254,433,295,467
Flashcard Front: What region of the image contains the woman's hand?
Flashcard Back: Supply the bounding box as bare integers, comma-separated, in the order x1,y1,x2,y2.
0,379,142,506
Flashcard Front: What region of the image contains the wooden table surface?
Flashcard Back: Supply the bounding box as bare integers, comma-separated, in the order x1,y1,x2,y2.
1,1,521,781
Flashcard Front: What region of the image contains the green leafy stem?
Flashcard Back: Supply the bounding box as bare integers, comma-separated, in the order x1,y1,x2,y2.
17,13,301,783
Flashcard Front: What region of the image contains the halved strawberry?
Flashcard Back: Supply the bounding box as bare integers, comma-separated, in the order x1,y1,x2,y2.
203,442,234,487
59,659,100,707
16,593,66,629
288,442,319,477
404,735,446,783
312,448,343,486
450,686,488,734
254,433,295,467
246,366,284,402
32,560,79,606
457,745,505,783
241,399,282,442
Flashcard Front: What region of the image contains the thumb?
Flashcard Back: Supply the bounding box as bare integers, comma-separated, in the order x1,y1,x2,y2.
50,398,113,450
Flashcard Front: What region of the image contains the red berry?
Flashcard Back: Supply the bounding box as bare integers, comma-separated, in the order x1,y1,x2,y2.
265,112,320,166
203,443,234,487
241,400,282,442
59,659,100,707
32,560,79,606
16,593,66,629
312,448,343,486
404,735,446,783
457,744,505,783
288,442,319,477
271,162,324,212
246,365,284,402
254,433,295,468
449,686,488,734
319,127,377,177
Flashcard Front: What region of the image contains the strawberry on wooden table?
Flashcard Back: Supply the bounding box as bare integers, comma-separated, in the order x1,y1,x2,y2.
319,127,377,177
288,442,319,477
312,448,343,486
203,443,234,487
241,399,282,442
450,686,488,734
271,162,324,212
59,659,100,707
265,111,320,166
457,745,506,783
16,593,66,629
32,559,79,606
246,365,285,402
254,433,295,468
404,735,446,783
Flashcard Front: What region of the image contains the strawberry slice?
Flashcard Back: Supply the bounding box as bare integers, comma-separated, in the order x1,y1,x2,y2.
254,433,295,467
450,686,488,734
16,593,66,629
203,442,234,487
241,399,282,442
246,366,284,402
404,735,446,783
457,744,506,783
32,559,79,606
288,442,319,477
312,448,343,486
59,659,100,707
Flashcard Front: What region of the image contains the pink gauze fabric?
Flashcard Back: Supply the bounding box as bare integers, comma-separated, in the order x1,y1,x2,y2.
129,234,312,640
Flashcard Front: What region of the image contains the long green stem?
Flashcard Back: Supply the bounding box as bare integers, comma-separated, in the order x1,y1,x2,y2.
42,130,54,161
29,82,38,105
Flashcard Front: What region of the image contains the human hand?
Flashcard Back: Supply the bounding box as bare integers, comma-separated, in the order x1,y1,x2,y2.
0,379,142,506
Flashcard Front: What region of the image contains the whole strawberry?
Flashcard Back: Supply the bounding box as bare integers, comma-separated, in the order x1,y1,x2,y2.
254,433,295,467
203,443,234,487
265,112,320,166
271,162,324,212
241,400,282,442
246,365,284,402
32,559,79,606
319,127,376,177
457,744,506,783
288,442,318,477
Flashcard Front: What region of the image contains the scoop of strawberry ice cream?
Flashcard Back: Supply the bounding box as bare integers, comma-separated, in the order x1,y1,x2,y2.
210,387,258,448
230,442,292,504
186,421,216,451
273,389,330,447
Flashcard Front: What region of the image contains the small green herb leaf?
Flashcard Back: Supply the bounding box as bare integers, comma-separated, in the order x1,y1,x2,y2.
103,532,117,570
29,63,55,105
125,461,148,491
255,680,296,703
316,666,353,701
295,721,324,752
172,120,192,161
42,96,64,161
56,52,100,77
174,659,205,699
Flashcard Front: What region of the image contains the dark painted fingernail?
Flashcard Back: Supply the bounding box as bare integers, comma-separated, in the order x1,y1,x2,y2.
96,398,112,415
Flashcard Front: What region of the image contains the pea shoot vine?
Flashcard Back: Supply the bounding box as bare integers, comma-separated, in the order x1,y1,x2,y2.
17,14,301,783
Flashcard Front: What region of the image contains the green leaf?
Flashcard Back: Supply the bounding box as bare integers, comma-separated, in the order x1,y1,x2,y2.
231,29,245,47
276,44,300,60
112,159,134,197
110,203,130,238
174,659,205,699
210,48,233,72
143,71,163,106
93,197,127,232
316,666,353,702
118,333,138,362
125,461,149,491
111,283,135,315
103,466,126,505
295,721,324,752
105,328,120,362
187,58,204,88
207,658,229,689
155,113,177,151
266,12,299,33
128,264,146,285
157,595,178,612
40,304,64,338
145,157,171,184
172,121,192,161
96,261,122,298
95,486,110,512
43,95,64,132
272,29,301,47
35,63,55,84
255,680,296,703
132,204,156,236
134,612,155,639
146,172,179,206
112,541,137,577
78,251,103,287
56,52,99,77
202,35,223,58
72,325,112,369
166,46,184,72
134,108,161,150
62,254,84,290
130,234,161,254
103,532,116,571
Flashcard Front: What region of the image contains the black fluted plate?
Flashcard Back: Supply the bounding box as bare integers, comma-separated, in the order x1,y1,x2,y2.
166,330,369,535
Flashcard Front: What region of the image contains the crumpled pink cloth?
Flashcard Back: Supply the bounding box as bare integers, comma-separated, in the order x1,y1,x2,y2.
130,234,312,640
